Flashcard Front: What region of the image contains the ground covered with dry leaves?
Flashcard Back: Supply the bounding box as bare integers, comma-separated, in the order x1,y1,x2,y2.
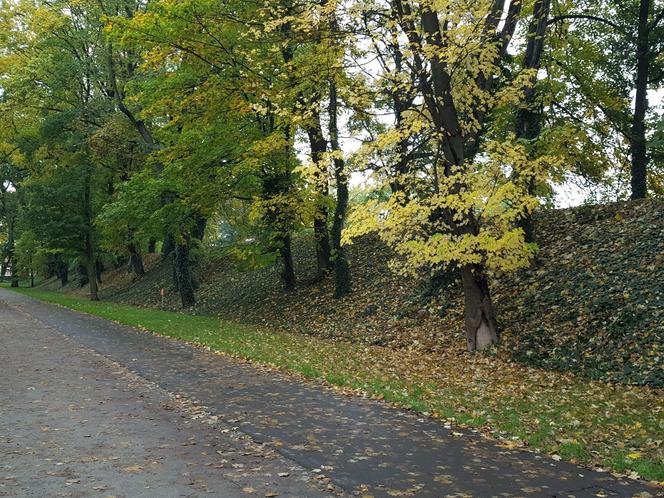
98,199,663,387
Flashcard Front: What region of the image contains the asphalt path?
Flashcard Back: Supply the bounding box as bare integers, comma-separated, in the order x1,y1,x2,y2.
0,289,659,497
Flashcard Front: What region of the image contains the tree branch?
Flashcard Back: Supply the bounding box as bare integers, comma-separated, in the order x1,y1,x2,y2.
547,14,627,35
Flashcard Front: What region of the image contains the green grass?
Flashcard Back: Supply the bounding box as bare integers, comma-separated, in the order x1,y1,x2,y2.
5,286,663,483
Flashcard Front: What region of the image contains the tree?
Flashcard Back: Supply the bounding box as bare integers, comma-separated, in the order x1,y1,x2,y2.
112,0,325,294
548,0,664,199
345,0,556,351
0,0,118,300
0,164,21,287
14,231,39,287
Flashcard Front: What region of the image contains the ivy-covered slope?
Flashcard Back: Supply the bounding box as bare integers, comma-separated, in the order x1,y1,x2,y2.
498,200,663,386
89,199,663,387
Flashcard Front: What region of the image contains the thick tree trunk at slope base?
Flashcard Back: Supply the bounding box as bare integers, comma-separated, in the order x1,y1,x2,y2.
279,234,296,291
192,214,208,241
314,217,332,278
96,260,104,284
83,168,98,302
78,265,89,287
630,0,651,200
461,265,499,351
162,233,175,257
331,178,350,299
128,243,145,276
417,7,503,351
174,243,195,308
87,260,99,301
57,263,68,287
186,214,207,291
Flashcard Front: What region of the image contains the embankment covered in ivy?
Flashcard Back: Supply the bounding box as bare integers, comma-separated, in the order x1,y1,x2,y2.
53,199,663,387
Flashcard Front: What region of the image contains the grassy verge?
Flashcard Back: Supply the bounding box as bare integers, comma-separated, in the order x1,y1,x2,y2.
5,286,663,483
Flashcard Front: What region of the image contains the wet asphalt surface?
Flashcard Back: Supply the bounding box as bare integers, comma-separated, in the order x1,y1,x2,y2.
0,295,330,498
0,288,660,498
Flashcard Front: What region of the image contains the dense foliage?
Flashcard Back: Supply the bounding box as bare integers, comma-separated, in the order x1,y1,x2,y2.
1,0,663,352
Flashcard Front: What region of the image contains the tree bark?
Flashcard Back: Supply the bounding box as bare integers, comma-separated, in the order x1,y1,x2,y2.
192,214,207,241
2,199,18,287
128,243,145,276
78,265,89,287
328,79,351,298
83,167,99,301
461,265,499,351
10,267,18,288
515,0,550,242
147,238,156,253
278,234,296,291
162,233,175,256
189,213,206,290
58,262,68,287
86,260,99,301
306,109,333,278
9,253,18,288
630,0,651,199
96,260,104,284
174,243,195,307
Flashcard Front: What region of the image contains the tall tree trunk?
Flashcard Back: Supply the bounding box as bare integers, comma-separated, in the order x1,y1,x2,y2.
306,108,333,277
169,221,200,303
279,234,296,291
5,213,17,287
78,264,89,287
30,268,34,288
9,253,18,287
630,0,651,199
189,213,206,290
128,243,145,276
83,167,99,301
314,209,332,278
6,244,17,288
419,7,499,350
192,213,207,241
162,233,175,257
515,0,550,242
86,259,99,301
58,261,68,287
174,242,195,307
10,264,18,288
96,260,104,284
328,79,351,298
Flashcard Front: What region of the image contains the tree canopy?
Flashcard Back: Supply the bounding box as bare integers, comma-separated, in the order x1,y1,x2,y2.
1,0,662,350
